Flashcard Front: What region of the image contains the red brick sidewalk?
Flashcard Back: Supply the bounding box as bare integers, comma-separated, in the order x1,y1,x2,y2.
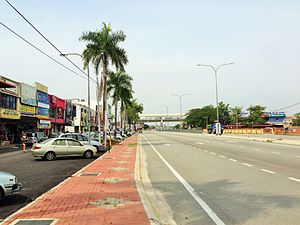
2,135,150,225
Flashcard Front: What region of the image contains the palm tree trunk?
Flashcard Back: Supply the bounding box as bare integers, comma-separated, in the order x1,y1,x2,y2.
114,98,118,138
102,65,108,149
120,101,124,133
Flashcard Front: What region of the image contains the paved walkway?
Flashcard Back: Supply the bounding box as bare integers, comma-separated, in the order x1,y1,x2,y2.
1,135,150,225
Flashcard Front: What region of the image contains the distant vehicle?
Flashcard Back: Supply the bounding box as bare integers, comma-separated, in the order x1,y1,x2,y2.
31,138,97,161
58,133,103,152
207,123,224,134
0,171,22,201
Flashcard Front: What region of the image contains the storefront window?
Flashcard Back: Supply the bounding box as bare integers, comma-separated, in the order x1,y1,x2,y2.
0,93,16,110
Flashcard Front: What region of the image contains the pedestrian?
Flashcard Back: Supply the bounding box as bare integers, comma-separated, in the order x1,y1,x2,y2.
21,132,28,153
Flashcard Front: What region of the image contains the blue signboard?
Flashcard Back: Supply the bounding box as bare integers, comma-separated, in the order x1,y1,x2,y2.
37,107,49,117
37,91,49,105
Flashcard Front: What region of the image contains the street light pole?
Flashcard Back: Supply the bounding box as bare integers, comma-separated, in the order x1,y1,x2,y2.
171,94,189,127
197,63,234,135
161,105,170,129
60,53,91,144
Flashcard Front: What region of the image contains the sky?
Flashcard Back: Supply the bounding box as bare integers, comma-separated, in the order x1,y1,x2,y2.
1,0,300,115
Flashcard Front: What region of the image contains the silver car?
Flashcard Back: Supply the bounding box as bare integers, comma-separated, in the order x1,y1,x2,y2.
31,138,97,161
0,171,22,201
58,133,104,152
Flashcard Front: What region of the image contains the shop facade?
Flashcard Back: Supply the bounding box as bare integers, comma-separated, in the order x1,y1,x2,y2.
35,82,51,135
0,76,21,145
49,94,66,133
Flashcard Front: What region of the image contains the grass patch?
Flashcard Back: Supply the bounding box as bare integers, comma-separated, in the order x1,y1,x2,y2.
128,142,137,148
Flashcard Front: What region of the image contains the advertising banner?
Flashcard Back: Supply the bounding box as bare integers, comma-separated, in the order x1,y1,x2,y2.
20,104,35,115
0,108,20,119
21,83,36,106
35,82,48,93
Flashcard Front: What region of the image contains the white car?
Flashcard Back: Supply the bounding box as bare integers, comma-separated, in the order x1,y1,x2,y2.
0,171,22,201
58,133,103,152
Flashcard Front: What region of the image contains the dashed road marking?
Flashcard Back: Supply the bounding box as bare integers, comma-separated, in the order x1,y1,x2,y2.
196,142,204,145
288,177,300,183
226,140,237,143
211,152,216,155
204,150,208,153
272,152,280,155
165,144,170,146
242,163,253,167
261,169,275,174
296,156,300,159
229,158,237,162
219,155,226,158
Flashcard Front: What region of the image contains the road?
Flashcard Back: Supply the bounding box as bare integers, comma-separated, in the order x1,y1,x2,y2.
140,131,300,225
0,149,101,220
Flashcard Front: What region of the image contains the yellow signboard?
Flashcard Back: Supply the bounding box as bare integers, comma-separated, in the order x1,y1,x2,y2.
35,82,48,93
20,104,35,114
0,108,21,119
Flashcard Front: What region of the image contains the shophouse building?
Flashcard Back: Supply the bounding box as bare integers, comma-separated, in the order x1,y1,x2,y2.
35,82,51,134
49,94,66,133
0,75,21,145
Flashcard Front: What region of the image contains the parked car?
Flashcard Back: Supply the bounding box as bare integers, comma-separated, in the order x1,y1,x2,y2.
0,171,22,201
58,133,103,152
36,132,48,142
31,138,97,161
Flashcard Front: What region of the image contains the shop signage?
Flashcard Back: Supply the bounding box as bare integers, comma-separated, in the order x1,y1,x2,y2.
0,108,20,119
20,104,35,115
21,83,36,106
265,112,286,118
35,82,48,93
37,107,49,119
37,102,50,109
38,119,51,129
37,91,49,105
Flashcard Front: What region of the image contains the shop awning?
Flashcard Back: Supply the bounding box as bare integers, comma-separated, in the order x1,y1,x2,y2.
0,80,15,88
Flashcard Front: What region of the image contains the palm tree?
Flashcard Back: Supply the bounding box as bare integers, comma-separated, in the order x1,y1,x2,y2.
80,23,128,148
107,71,133,137
126,99,144,130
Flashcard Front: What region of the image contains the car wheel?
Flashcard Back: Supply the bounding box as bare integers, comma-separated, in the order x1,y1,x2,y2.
0,188,4,201
45,152,55,161
84,150,93,159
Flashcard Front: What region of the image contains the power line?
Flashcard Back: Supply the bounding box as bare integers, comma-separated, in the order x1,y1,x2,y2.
5,0,97,83
0,20,89,81
274,102,300,111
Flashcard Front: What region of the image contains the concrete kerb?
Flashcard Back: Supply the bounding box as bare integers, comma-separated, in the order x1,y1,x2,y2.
135,135,177,225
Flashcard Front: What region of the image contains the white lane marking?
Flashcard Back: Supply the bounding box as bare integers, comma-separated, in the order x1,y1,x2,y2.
211,152,216,155
229,158,237,162
142,135,225,225
288,177,300,183
242,163,253,167
226,140,237,143
272,152,280,155
196,142,204,145
204,150,208,153
261,169,275,174
219,155,226,158
296,156,300,159
165,144,170,146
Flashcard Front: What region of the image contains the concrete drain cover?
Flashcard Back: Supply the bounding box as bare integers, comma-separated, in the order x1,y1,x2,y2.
103,157,114,160
89,198,131,208
120,155,130,158
100,177,128,183
13,219,56,225
79,172,100,176
116,161,127,164
111,167,128,171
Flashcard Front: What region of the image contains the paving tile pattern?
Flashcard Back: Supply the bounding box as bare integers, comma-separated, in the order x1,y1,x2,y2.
3,135,150,225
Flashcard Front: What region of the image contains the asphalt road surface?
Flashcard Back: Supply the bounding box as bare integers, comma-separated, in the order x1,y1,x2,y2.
141,131,300,225
0,149,101,220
